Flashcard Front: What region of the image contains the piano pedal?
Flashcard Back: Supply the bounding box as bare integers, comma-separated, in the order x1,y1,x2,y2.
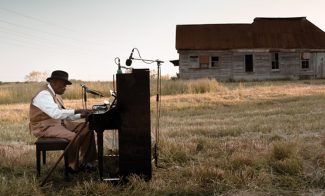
102,177,121,185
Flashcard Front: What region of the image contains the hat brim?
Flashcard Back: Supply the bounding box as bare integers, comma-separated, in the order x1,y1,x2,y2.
46,77,72,85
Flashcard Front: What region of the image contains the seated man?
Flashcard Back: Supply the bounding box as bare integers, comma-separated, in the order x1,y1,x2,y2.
29,70,96,173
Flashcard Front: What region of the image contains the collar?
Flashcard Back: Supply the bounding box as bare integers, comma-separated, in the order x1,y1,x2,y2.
47,84,56,96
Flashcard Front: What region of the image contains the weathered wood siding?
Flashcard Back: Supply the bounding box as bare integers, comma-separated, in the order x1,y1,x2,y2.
178,50,324,81
179,51,232,80
315,53,325,78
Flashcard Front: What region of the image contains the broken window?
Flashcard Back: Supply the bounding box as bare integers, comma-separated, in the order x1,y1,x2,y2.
302,60,309,69
301,53,310,69
271,52,279,70
245,54,253,72
211,56,219,68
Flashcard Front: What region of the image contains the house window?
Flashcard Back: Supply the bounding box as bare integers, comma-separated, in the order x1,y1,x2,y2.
301,53,310,69
302,60,309,69
211,56,219,68
271,52,279,70
199,56,209,68
189,56,199,68
245,54,253,72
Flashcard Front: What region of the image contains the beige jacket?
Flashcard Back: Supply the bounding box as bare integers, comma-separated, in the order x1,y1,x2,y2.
29,84,65,137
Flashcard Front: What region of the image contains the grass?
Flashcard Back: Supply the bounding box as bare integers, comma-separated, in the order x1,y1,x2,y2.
0,81,114,104
3,78,324,104
1,79,325,195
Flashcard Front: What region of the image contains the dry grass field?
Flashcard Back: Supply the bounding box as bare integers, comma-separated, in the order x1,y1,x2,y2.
0,79,325,195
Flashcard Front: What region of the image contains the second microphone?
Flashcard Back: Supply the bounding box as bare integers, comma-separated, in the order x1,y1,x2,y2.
80,84,104,97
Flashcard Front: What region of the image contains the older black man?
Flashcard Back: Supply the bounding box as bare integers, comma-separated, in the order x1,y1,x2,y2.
29,70,96,173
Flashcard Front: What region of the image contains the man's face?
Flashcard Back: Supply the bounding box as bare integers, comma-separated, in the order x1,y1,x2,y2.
51,79,67,95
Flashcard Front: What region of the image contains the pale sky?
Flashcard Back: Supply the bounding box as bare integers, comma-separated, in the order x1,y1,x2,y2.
0,0,324,82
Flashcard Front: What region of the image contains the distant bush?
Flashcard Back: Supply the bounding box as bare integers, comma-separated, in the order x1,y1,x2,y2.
24,71,48,82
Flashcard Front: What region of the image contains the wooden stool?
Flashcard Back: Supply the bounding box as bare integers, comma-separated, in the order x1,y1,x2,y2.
35,137,69,177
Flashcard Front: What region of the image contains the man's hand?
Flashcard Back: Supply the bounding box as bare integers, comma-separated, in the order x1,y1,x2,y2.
75,109,93,118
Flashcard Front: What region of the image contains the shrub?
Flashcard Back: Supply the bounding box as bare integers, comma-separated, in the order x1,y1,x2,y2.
228,152,254,171
271,158,303,175
269,142,303,175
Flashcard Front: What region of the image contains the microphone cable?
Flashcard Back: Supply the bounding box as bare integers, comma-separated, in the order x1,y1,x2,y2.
132,48,159,65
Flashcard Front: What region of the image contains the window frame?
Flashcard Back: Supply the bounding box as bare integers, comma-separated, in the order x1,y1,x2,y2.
300,53,310,69
189,56,199,68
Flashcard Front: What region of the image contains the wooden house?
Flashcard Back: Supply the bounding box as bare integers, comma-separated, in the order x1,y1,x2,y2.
175,17,325,81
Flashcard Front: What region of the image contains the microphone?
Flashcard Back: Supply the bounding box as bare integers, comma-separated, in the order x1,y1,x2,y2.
125,48,135,66
86,88,104,97
80,84,104,97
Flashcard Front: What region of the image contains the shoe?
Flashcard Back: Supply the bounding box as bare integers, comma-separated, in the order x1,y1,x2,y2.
66,166,78,174
79,163,97,172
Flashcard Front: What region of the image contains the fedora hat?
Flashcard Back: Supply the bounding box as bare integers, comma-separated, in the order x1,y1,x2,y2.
46,70,72,85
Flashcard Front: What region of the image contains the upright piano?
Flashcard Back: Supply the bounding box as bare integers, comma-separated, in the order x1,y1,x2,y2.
88,69,152,181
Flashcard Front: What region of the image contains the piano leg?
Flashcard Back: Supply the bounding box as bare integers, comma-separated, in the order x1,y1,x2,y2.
96,129,104,180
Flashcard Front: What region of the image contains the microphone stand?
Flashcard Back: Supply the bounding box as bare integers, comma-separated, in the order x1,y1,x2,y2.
154,60,162,168
82,85,87,110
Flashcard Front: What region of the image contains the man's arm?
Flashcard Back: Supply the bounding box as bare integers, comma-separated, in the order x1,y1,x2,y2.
33,90,84,120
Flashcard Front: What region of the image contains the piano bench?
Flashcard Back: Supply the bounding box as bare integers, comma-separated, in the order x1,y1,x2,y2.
35,137,69,177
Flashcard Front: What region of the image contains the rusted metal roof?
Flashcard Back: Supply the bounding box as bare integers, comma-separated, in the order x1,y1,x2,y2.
176,17,325,50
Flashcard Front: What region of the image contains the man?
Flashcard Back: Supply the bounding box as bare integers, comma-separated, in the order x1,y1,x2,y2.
29,70,97,173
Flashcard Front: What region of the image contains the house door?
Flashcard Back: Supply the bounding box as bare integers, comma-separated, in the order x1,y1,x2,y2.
315,54,325,78
281,53,298,78
316,59,323,78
